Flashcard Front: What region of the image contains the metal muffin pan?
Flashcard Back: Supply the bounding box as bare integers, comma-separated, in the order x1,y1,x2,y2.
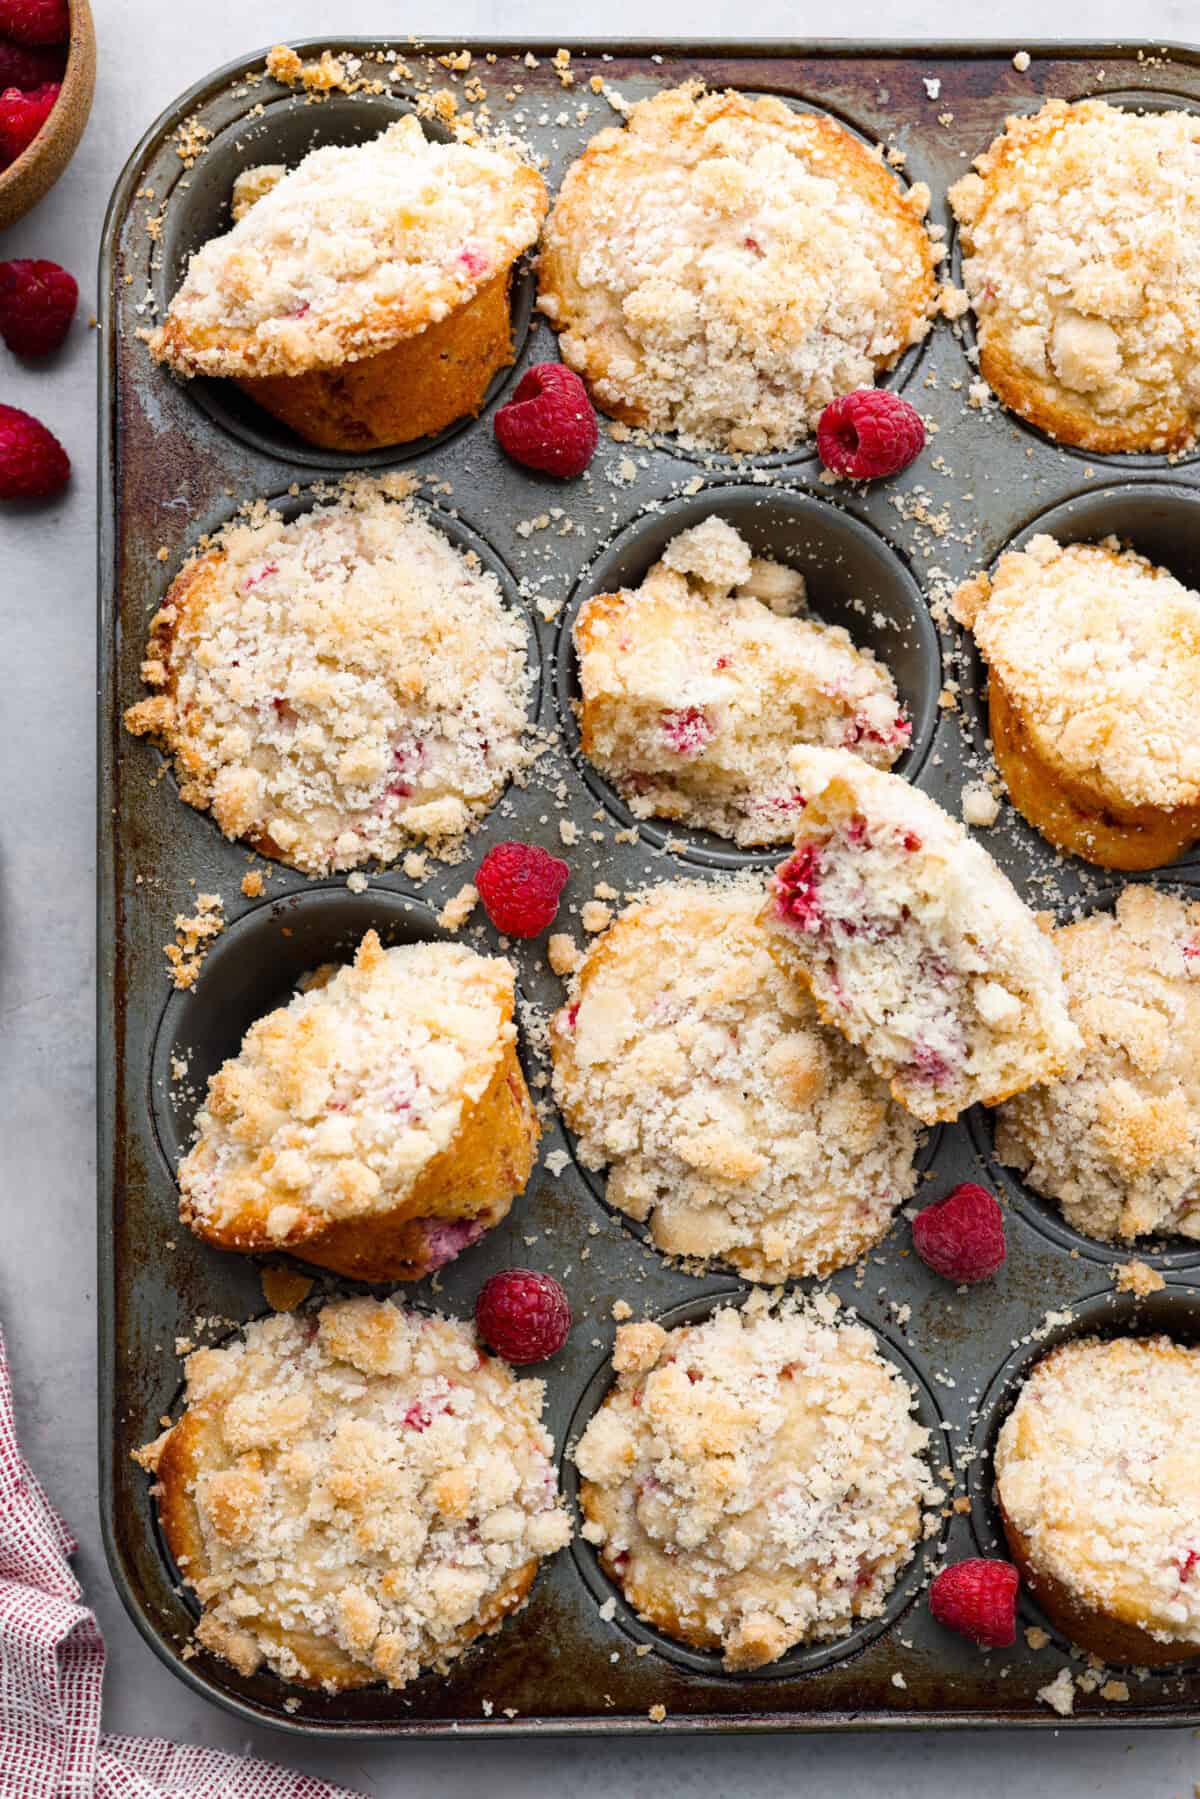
99,37,1200,1736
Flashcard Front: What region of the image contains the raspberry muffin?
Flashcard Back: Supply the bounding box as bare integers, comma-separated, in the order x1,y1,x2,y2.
135,1298,572,1690
150,116,548,450
948,100,1200,454
575,517,909,847
762,747,1081,1124
574,1298,937,1669
179,930,538,1281
538,83,942,453
123,480,531,875
995,1335,1200,1664
550,881,918,1281
995,885,1200,1244
953,535,1200,870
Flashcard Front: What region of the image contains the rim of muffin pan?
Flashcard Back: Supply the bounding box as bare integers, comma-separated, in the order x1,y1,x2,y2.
151,88,540,471
127,480,544,877
947,86,1200,472
966,1280,1200,1669
561,1285,950,1681
553,482,944,872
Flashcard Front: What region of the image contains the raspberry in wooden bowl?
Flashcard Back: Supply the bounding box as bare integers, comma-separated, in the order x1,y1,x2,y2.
0,0,94,231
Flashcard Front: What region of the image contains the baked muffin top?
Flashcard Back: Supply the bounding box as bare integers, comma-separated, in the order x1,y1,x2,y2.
538,83,942,452
151,116,548,380
954,534,1200,814
574,1297,937,1669
123,479,532,874
948,99,1200,453
575,517,909,847
995,884,1200,1243
136,1298,571,1690
179,930,519,1251
996,1335,1200,1648
550,880,919,1281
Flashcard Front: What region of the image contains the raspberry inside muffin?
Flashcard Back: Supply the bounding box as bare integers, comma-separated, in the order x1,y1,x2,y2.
574,1298,938,1669
574,517,909,847
136,1298,572,1690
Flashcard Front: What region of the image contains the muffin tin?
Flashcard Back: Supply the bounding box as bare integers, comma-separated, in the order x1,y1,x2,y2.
99,38,1200,1736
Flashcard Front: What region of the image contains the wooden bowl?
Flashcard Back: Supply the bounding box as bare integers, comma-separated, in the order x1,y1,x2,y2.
0,0,95,231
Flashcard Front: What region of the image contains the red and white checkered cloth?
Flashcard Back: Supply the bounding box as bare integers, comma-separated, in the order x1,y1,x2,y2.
0,1324,364,1799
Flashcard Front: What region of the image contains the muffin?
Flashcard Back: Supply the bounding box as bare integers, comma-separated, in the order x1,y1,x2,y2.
178,930,538,1281
550,881,919,1281
574,517,909,847
538,82,943,453
995,1335,1200,1664
150,116,548,450
123,479,531,875
135,1298,572,1690
948,99,1200,454
995,885,1200,1244
574,1298,937,1669
762,747,1081,1124
953,535,1200,870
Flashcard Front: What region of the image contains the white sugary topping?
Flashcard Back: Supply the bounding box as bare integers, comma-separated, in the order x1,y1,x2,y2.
953,535,1200,813
948,100,1200,452
997,1336,1200,1646
539,83,940,452
124,480,532,875
996,884,1200,1243
137,1299,571,1689
574,1298,937,1669
576,518,908,848
550,881,918,1281
762,747,1081,1124
152,116,548,379
180,931,516,1247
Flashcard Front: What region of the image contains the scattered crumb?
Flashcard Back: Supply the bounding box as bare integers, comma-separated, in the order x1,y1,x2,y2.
581,900,612,933
891,1671,907,1689
1013,49,1031,71
164,893,224,989
611,1298,633,1322
261,1265,315,1313
1025,1625,1050,1650
547,932,580,977
1038,1668,1075,1716
1099,1679,1129,1702
648,1703,667,1723
961,782,1000,828
240,869,264,898
1114,1259,1165,1297
438,882,478,931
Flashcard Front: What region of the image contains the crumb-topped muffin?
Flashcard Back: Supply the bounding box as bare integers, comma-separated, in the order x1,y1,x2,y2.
948,100,1200,454
575,517,909,846
995,885,1200,1244
953,535,1200,870
135,1298,572,1690
124,480,531,875
538,83,943,453
150,117,548,450
995,1335,1200,1663
179,930,538,1281
574,1297,937,1669
550,881,918,1281
762,747,1081,1124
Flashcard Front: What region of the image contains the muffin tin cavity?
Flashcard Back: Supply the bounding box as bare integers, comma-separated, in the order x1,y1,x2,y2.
556,485,941,869
563,1288,949,1680
153,91,537,470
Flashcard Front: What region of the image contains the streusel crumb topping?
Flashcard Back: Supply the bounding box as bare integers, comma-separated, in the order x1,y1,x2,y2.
124,480,532,875
997,1336,1200,1646
574,1296,937,1669
575,518,908,847
550,881,918,1282
995,885,1200,1243
538,83,941,452
151,116,547,380
136,1299,571,1689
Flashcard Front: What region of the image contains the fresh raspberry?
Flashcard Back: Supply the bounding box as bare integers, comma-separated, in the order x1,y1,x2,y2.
0,402,69,500
0,258,77,356
929,1559,1019,1648
0,36,65,88
476,1268,571,1365
912,1181,1006,1283
816,388,925,481
475,840,569,938
494,361,598,478
0,79,58,164
0,0,68,46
